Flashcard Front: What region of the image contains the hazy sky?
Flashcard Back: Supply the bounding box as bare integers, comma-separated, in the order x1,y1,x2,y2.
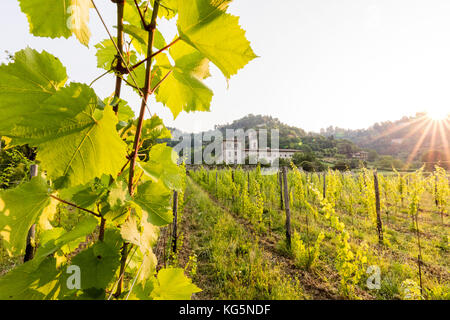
2,0,450,133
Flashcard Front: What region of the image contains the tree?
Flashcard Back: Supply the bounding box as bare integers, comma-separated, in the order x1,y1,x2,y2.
421,150,448,170
368,149,378,162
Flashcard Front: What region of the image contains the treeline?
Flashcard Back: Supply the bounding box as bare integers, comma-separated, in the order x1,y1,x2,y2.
320,113,450,162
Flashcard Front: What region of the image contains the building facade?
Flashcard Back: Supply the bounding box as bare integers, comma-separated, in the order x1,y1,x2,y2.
218,133,297,165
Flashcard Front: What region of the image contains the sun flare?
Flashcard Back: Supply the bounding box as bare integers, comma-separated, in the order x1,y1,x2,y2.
427,109,449,121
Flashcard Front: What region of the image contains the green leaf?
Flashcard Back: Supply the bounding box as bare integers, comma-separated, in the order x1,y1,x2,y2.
0,256,61,300
71,184,107,210
123,24,166,55
121,210,159,284
0,177,51,256
141,115,172,143
117,104,136,123
107,180,131,210
152,0,178,19
70,233,121,290
6,83,128,189
133,180,173,226
138,144,184,191
124,0,144,27
0,216,97,300
121,212,158,253
150,267,201,300
153,41,213,117
35,216,98,259
0,48,67,133
177,0,256,78
18,0,93,46
95,38,137,71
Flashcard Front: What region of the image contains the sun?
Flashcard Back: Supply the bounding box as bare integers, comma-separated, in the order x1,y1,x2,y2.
427,109,449,121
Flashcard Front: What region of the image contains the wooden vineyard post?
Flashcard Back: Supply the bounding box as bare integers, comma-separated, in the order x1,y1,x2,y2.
373,171,384,245
215,171,218,196
323,172,327,199
414,205,424,298
282,167,292,249
231,170,235,202
171,190,179,254
278,170,284,210
24,164,38,262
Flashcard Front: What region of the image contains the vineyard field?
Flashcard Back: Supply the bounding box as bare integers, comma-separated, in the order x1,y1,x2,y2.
173,166,449,300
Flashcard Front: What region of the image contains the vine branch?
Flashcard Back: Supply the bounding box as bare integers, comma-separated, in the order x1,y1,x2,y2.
129,37,180,72
114,0,161,298
50,195,101,218
133,0,148,29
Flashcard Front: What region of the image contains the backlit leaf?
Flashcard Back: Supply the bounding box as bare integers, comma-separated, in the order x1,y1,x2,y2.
18,0,93,46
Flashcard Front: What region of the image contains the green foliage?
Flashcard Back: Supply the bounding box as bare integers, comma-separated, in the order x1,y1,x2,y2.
133,180,173,226
177,0,257,79
150,267,201,299
95,38,137,70
0,177,51,256
1,0,255,300
291,231,324,270
0,145,32,189
0,48,67,133
18,0,93,46
152,41,213,117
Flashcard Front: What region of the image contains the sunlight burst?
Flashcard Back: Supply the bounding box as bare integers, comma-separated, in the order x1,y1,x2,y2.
427,109,449,121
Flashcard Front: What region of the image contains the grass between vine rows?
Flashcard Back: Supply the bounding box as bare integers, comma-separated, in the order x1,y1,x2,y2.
177,174,448,300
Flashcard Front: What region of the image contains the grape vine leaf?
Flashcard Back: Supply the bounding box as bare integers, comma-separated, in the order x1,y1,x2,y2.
138,144,184,191
150,268,201,300
0,177,51,256
70,184,107,210
122,115,171,145
152,0,178,19
121,212,158,282
133,180,173,226
107,180,131,211
70,229,122,291
122,24,166,55
95,38,138,71
0,256,61,300
177,0,257,78
120,212,159,252
153,41,213,117
117,103,136,123
140,115,172,142
0,216,98,300
124,0,144,27
35,216,98,259
38,196,59,231
6,83,128,189
18,0,93,46
0,48,67,133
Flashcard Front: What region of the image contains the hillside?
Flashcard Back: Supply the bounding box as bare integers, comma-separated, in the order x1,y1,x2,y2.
213,114,359,154
321,113,450,161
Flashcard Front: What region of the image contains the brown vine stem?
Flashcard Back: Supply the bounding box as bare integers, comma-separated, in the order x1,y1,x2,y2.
129,37,180,72
133,0,148,29
113,0,125,114
91,0,152,117
114,0,161,298
149,69,173,94
127,0,160,196
50,195,101,218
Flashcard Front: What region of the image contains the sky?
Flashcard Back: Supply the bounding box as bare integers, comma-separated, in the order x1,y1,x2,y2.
2,0,450,133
